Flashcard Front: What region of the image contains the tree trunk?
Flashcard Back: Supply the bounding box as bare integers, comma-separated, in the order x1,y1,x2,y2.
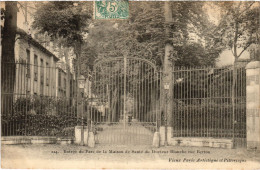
232,21,239,142
163,1,174,127
164,44,174,127
64,47,70,99
1,2,17,120
75,42,83,125
232,59,238,142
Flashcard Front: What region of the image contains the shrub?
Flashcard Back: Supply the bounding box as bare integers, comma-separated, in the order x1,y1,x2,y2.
2,114,81,136
12,96,77,116
2,96,79,136
172,100,246,137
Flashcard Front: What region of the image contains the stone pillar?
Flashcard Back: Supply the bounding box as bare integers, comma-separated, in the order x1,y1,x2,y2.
246,61,260,151
159,126,173,146
75,126,88,145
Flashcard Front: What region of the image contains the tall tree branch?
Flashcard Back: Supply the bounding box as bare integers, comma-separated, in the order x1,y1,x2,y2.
238,41,253,58
237,2,255,19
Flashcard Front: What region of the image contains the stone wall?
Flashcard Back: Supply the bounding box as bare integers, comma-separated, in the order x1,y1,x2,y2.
159,127,233,149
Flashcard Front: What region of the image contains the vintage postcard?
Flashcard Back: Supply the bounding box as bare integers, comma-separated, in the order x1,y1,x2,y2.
1,0,260,169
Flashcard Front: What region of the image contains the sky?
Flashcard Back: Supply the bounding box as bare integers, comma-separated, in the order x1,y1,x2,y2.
17,2,36,32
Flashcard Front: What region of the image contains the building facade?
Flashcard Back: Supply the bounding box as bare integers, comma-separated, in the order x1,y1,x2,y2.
14,28,59,97
56,60,77,99
14,28,89,101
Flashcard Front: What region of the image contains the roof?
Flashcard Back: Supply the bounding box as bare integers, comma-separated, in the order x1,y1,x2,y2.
16,28,59,62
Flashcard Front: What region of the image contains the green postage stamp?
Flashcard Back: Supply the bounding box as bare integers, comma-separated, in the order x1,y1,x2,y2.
94,0,129,19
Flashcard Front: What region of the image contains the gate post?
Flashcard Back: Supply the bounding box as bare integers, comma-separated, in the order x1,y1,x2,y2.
245,61,260,151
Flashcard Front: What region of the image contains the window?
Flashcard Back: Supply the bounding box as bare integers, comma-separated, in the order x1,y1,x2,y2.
64,78,66,90
26,49,30,78
34,55,38,81
46,62,49,86
40,59,44,84
19,58,26,64
40,59,44,95
64,78,66,97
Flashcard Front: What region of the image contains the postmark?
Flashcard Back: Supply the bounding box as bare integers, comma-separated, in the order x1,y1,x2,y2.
94,0,129,19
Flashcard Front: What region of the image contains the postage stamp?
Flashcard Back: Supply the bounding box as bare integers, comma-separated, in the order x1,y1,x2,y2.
94,0,129,19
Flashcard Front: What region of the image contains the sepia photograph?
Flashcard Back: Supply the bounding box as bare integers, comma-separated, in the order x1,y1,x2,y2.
1,0,260,169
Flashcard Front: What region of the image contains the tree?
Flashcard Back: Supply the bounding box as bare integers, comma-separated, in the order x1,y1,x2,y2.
32,2,94,125
32,1,93,74
82,2,221,125
1,2,18,116
32,1,93,103
81,21,119,70
32,2,92,47
32,2,222,126
213,2,259,141
214,2,259,63
85,2,220,69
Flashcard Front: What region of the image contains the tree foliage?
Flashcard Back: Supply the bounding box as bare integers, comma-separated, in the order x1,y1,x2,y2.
84,1,221,70
32,1,225,71
32,1,92,47
32,1,93,93
213,2,260,61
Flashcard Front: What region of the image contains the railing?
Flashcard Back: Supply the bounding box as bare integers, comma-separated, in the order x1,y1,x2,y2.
172,66,246,143
1,62,82,137
1,62,247,146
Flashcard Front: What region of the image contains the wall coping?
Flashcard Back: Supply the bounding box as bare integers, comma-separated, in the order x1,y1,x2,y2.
245,61,260,69
1,136,74,145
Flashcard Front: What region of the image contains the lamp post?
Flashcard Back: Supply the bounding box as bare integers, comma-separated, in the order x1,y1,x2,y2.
78,75,86,146
164,81,169,146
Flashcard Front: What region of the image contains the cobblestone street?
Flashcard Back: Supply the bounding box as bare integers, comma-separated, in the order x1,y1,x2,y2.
2,144,260,169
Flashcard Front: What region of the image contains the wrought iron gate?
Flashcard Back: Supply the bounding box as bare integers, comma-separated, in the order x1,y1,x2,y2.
88,57,161,145
172,66,247,147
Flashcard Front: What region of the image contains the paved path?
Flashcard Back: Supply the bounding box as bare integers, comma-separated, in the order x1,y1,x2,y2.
95,122,154,145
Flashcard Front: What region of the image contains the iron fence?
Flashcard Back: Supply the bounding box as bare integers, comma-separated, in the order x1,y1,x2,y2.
172,65,246,146
1,62,82,137
1,61,247,147
90,57,161,145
